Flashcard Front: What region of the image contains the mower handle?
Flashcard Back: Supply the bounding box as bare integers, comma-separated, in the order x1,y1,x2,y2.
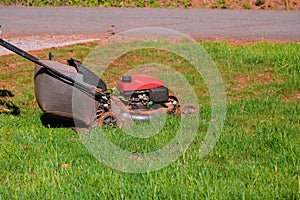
0,38,41,65
0,37,106,100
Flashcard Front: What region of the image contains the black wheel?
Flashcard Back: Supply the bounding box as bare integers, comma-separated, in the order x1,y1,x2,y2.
180,104,199,117
98,111,123,128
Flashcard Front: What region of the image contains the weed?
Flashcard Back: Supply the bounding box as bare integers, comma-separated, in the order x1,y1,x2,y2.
243,1,250,9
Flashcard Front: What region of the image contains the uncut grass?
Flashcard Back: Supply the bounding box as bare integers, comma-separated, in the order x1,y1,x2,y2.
0,42,299,199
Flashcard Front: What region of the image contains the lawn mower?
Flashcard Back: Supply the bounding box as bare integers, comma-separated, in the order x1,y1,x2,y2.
0,37,197,128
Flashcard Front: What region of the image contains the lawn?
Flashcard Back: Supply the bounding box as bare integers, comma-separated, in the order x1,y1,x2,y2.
0,41,299,199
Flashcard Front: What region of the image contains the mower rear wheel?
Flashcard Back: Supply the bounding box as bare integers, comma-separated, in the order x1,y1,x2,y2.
180,104,199,117
98,111,123,128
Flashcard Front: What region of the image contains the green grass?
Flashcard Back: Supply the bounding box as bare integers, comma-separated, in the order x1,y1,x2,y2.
0,41,299,199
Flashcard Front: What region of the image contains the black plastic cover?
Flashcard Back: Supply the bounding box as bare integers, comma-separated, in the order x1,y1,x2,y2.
67,58,107,91
149,86,169,102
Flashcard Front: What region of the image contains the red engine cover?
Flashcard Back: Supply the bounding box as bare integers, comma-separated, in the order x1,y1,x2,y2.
117,74,165,92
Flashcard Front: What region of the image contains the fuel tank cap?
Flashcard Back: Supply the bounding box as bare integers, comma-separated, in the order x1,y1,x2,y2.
122,75,132,83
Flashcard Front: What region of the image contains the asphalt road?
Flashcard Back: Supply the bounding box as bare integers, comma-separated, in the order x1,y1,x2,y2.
0,6,299,41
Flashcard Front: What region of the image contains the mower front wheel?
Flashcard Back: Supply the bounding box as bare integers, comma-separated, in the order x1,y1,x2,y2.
98,111,123,128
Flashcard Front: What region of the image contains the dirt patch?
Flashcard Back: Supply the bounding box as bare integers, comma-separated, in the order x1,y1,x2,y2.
232,71,283,91
191,0,202,7
197,38,298,47
295,91,300,100
284,90,300,103
0,61,24,71
232,75,249,90
256,71,283,84
209,0,300,10
172,0,299,9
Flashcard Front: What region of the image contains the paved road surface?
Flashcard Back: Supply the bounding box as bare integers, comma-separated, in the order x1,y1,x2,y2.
0,6,299,54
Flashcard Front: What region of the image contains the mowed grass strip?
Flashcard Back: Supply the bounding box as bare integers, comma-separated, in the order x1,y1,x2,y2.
0,42,299,199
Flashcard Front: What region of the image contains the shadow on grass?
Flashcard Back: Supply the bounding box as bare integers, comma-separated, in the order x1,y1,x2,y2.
0,89,14,97
0,89,20,115
40,113,76,128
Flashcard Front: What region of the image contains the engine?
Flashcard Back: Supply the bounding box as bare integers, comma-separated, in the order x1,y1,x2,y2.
117,75,170,110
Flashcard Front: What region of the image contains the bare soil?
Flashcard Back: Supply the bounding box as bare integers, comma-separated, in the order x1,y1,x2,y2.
233,75,249,90
284,90,300,103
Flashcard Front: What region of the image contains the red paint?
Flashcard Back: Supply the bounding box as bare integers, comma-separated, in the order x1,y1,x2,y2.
117,74,165,92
